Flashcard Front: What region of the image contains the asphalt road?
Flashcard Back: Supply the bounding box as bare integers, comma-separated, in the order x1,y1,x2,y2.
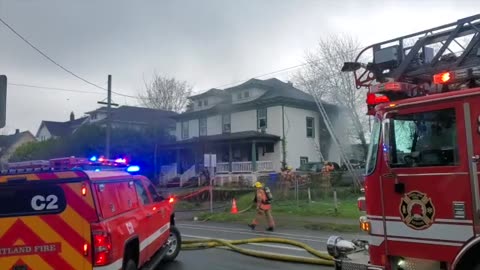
158,221,363,270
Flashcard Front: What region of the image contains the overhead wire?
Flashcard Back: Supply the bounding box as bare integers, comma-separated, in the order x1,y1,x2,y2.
0,16,137,99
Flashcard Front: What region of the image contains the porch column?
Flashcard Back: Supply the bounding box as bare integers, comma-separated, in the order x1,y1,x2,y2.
229,143,233,172
251,140,257,172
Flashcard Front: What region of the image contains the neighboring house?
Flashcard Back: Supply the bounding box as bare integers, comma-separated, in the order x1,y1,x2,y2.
36,112,88,141
0,130,36,169
36,106,178,141
162,78,341,178
85,105,177,135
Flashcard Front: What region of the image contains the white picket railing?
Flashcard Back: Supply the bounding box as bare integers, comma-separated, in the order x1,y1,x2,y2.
179,165,196,187
257,161,274,172
232,162,253,172
160,164,177,185
217,163,230,173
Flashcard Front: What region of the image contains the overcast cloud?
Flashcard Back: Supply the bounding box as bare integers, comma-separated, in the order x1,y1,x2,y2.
0,0,477,134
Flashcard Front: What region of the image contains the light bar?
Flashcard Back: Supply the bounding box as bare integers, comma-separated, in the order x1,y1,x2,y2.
126,165,140,173
366,93,390,105
433,71,454,84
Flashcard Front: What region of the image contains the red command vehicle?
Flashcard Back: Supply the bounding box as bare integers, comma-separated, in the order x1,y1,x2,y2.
327,14,480,270
0,156,181,270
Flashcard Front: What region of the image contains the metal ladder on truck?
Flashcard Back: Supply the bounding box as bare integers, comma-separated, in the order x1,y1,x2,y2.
337,14,480,187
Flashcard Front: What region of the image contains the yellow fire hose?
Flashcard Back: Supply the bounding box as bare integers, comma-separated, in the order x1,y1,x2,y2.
181,237,335,266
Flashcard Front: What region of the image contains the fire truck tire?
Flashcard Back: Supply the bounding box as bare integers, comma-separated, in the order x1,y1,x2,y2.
124,260,136,270
163,226,181,262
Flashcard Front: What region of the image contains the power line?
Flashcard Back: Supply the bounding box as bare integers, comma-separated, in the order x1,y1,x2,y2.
9,83,105,95
0,17,108,91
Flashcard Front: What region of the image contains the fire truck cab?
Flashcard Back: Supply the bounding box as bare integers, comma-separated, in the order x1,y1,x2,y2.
0,156,180,270
327,14,480,270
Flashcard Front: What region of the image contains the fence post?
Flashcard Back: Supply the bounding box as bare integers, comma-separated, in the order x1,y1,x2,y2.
308,187,312,203
333,188,338,214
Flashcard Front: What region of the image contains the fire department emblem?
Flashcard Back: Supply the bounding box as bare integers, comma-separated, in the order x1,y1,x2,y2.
399,191,435,230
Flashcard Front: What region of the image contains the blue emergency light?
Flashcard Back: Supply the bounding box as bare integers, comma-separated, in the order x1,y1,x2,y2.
90,156,98,162
126,165,140,173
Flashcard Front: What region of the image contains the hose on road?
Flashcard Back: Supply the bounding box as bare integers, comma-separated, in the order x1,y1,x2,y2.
181,237,334,266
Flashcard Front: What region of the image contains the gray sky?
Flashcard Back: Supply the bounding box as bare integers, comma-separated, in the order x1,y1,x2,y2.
0,0,476,134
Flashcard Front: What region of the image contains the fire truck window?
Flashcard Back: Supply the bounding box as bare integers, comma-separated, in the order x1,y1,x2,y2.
134,181,151,205
147,183,164,202
390,108,458,168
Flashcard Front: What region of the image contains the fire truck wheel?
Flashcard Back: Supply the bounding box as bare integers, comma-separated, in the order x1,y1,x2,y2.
163,226,181,262
124,259,136,270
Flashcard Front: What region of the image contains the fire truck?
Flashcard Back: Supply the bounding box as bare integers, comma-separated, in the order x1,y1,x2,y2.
0,156,180,270
326,14,480,270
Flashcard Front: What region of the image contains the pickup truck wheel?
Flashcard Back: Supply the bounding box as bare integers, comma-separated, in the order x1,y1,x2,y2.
163,226,181,262
124,259,136,270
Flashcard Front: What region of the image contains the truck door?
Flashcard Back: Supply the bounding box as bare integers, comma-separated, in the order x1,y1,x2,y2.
141,178,170,255
381,100,474,263
465,95,480,235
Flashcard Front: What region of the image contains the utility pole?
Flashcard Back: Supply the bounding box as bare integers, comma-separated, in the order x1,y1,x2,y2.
97,75,118,159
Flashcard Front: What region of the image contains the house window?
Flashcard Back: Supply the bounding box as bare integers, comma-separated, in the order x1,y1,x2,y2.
257,108,267,129
222,114,231,133
237,93,242,100
199,117,207,136
306,117,315,138
244,91,249,98
198,101,202,107
181,121,189,139
204,99,208,106
300,157,309,165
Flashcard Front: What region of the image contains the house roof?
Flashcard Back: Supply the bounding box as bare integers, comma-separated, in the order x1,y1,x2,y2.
86,106,177,126
189,88,228,99
38,117,88,137
160,131,281,148
175,78,339,119
0,131,36,157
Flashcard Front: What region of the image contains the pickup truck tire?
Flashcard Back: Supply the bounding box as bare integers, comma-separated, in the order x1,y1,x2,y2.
163,226,181,262
124,259,136,270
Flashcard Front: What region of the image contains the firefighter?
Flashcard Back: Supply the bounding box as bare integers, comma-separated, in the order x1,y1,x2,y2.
248,181,275,231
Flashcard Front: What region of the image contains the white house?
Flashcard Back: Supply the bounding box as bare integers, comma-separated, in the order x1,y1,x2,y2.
163,78,341,179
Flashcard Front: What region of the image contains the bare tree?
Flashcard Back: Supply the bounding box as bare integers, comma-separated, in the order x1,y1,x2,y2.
295,34,369,157
139,72,193,113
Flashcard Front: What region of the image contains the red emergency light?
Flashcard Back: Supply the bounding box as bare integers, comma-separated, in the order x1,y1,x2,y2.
433,71,454,84
366,93,390,105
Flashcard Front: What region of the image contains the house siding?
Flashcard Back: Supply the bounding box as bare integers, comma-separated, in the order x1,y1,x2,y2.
231,110,257,133
283,107,322,169
206,115,222,136
37,125,53,141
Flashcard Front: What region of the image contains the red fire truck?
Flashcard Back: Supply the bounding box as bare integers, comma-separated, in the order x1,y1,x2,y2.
327,14,480,270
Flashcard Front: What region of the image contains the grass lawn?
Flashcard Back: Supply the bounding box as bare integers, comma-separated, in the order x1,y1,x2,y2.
197,192,361,232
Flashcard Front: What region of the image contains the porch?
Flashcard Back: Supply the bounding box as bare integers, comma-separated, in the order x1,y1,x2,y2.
159,131,281,186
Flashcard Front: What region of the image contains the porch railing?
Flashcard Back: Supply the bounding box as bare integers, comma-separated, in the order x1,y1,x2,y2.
232,162,253,172
217,163,230,173
257,161,274,172
180,165,196,187
216,161,274,173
